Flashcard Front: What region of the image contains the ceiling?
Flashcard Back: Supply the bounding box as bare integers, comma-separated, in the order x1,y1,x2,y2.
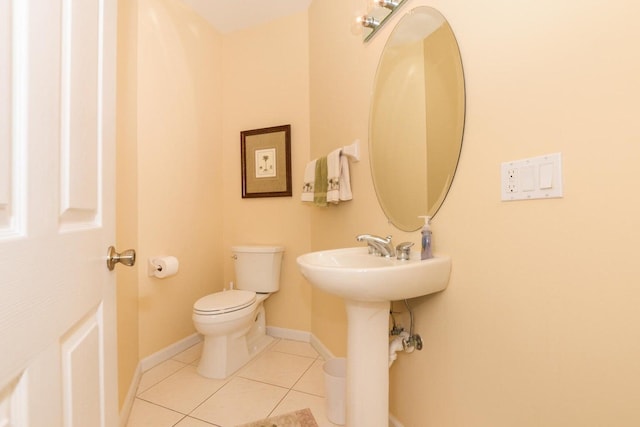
180,0,313,34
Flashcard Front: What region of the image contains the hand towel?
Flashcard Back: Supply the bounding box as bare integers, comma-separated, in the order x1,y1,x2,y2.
313,156,328,207
326,148,353,204
338,154,353,201
301,159,316,202
326,148,342,203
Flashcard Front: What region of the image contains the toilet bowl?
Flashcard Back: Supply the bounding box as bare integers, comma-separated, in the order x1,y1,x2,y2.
192,245,283,379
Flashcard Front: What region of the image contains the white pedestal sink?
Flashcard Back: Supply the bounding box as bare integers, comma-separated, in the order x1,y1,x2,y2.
297,247,451,427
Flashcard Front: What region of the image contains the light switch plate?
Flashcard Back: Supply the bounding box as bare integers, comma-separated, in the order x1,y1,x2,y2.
501,153,563,201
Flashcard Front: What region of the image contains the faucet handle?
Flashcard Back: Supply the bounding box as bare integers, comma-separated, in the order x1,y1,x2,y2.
366,243,379,255
356,233,395,257
395,242,414,260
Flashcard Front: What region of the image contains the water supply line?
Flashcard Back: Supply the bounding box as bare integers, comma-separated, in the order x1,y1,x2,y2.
403,299,422,353
389,331,409,367
405,299,414,344
388,299,423,367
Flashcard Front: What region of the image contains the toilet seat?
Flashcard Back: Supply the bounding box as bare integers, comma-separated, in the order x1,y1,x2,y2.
194,290,256,315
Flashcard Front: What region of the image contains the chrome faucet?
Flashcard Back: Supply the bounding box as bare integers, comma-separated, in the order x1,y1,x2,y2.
356,234,395,258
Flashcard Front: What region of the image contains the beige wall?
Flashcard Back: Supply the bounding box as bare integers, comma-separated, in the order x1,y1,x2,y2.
220,13,312,332
117,1,225,406
135,0,224,358
116,0,139,409
118,0,640,424
310,0,640,425
115,0,311,407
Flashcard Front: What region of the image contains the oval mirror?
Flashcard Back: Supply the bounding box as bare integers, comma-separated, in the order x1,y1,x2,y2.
370,6,465,231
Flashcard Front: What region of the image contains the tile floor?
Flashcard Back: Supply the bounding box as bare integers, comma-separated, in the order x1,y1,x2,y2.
126,338,342,427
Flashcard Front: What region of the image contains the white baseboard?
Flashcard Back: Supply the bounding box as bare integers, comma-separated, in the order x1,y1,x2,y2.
389,413,405,427
140,333,202,372
266,326,336,361
118,363,142,427
309,333,336,361
266,326,311,342
119,333,202,426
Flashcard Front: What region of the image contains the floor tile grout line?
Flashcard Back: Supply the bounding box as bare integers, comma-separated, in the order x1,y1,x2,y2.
177,412,222,427
182,375,237,419
134,396,188,417
140,358,206,396
183,376,291,427
133,340,324,426
237,349,317,421
270,349,321,360
139,364,235,420
136,360,190,396
289,358,321,395
255,360,321,421
171,414,189,427
169,343,202,364
233,349,317,389
233,374,294,392
288,388,326,399
264,387,294,420
181,372,297,422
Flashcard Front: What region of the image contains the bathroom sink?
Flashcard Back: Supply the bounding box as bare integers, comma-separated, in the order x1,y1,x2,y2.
297,246,451,425
296,247,450,302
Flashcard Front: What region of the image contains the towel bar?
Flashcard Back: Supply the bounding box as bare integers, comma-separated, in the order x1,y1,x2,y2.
342,140,360,162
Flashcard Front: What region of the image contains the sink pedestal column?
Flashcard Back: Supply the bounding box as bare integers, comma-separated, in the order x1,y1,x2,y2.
345,299,390,427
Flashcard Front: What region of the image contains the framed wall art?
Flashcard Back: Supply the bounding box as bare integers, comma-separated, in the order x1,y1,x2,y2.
240,124,292,198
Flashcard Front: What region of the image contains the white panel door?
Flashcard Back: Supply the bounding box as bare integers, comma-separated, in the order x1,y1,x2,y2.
0,0,118,426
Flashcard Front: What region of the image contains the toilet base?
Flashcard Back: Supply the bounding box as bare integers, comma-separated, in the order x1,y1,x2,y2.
196,303,273,379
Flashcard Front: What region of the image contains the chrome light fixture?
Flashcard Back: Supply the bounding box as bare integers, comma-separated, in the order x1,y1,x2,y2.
357,15,380,29
355,0,408,42
374,0,400,10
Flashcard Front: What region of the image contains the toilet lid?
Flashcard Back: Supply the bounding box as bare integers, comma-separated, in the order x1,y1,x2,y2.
194,289,256,315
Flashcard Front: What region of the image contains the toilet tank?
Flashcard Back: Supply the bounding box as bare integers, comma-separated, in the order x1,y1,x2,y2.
232,245,284,293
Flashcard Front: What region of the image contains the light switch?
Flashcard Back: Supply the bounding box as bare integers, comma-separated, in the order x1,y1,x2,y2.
539,163,553,189
501,153,563,201
520,165,536,191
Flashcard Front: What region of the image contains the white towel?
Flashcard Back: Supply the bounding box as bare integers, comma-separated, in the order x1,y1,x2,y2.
326,149,341,203
326,148,353,204
301,159,316,202
338,154,353,201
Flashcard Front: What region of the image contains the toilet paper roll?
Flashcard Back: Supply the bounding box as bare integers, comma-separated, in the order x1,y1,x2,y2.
152,256,179,279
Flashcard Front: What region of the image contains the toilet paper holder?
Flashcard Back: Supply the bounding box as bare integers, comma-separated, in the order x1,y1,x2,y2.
147,256,179,278
148,259,161,276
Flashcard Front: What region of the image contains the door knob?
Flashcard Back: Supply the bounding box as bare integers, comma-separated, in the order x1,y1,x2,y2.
107,246,136,271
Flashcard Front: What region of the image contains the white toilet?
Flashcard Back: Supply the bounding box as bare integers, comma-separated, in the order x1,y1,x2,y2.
192,245,284,379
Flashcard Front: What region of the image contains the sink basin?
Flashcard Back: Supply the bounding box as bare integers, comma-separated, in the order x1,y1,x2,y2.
296,246,451,426
296,246,451,302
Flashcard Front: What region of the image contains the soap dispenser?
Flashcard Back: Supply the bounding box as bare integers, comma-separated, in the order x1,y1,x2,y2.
418,216,433,260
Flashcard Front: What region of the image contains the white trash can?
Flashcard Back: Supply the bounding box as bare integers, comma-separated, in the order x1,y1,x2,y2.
323,357,346,425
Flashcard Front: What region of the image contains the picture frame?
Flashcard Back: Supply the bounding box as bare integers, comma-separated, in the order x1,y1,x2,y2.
241,124,292,198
